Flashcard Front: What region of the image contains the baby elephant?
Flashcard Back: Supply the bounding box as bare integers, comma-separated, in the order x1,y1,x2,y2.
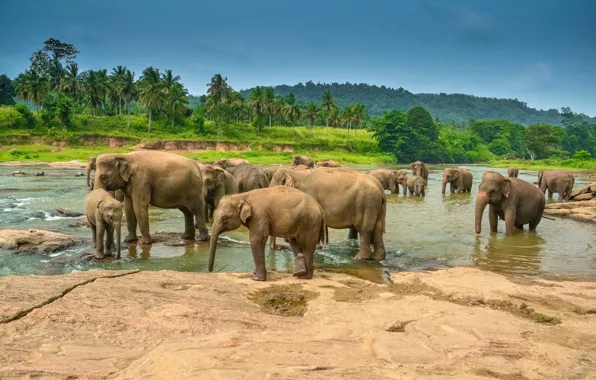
407,175,425,197
208,186,326,281
84,189,123,259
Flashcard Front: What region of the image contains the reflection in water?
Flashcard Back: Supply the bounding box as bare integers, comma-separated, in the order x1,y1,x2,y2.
473,233,544,276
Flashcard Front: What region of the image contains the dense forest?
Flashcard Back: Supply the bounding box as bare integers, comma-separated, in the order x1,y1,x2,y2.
2,38,596,165
239,82,595,127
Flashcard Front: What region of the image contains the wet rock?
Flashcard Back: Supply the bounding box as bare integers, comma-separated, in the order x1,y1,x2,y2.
74,172,85,177
12,171,26,177
55,207,84,217
0,229,83,253
569,182,596,201
67,217,89,228
545,199,596,223
35,171,44,176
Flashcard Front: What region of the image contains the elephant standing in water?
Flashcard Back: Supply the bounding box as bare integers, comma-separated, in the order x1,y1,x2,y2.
316,159,341,167
410,161,429,186
94,151,209,245
441,168,473,194
270,167,386,261
508,167,519,178
198,163,237,221
226,164,269,193
208,187,327,281
407,175,425,197
475,171,545,236
84,189,123,259
368,169,408,195
537,170,575,201
292,155,315,168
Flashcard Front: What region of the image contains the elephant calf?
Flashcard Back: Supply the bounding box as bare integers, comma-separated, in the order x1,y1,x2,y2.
508,167,519,178
407,175,425,197
198,163,237,221
208,187,326,281
537,170,575,201
292,155,315,168
84,189,123,259
442,168,473,194
369,169,407,195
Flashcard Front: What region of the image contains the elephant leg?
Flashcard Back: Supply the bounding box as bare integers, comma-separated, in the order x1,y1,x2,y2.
547,189,553,199
504,209,516,236
514,223,524,230
529,207,544,231
190,197,210,241
372,224,386,261
288,238,307,277
203,197,209,223
269,236,286,251
106,225,114,256
180,207,196,240
90,223,97,248
355,229,373,260
123,196,138,243
488,206,498,233
133,200,152,245
450,182,455,194
299,242,316,280
348,227,358,240
95,218,105,259
249,232,268,281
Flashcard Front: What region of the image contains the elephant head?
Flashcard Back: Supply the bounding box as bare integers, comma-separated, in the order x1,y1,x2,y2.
208,196,251,272
86,157,97,189
291,156,301,167
410,161,425,176
201,164,226,194
475,171,511,234
392,170,407,194
99,199,123,258
94,154,133,192
441,168,460,194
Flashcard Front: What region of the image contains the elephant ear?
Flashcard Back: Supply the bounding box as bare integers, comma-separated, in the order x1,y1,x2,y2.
502,179,512,198
238,200,252,224
214,167,226,186
452,170,460,181
116,158,132,182
281,173,295,188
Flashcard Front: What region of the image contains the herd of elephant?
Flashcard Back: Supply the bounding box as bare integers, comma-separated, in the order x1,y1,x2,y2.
82,151,576,281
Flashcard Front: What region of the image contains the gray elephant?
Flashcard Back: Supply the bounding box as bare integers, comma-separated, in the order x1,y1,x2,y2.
84,188,123,259
407,175,425,197
270,167,386,261
208,187,326,281
94,151,209,245
262,165,283,184
198,163,237,221
441,168,473,194
537,170,575,201
213,157,249,170
368,169,408,195
225,163,269,193
508,167,519,178
475,171,545,235
316,159,341,167
410,161,429,185
86,157,97,190
292,155,315,168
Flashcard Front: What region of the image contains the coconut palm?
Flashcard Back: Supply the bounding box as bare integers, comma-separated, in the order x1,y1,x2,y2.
84,69,109,116
60,63,80,99
321,90,338,128
275,96,287,125
20,70,48,115
161,69,181,92
283,93,301,140
229,92,245,123
122,70,136,129
110,65,127,115
47,58,64,91
263,87,276,127
248,86,264,133
137,66,166,135
206,73,231,105
352,103,367,135
303,102,319,130
166,83,189,131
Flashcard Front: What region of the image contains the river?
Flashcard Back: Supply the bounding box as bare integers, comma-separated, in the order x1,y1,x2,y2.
1,164,595,282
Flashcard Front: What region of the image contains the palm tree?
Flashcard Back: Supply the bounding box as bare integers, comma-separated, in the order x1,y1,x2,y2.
352,103,367,135
303,102,319,130
283,93,301,140
263,87,276,127
48,58,64,91
206,74,231,105
60,63,80,99
166,83,188,131
137,66,166,135
161,69,181,92
328,107,340,128
122,70,136,129
229,92,245,123
321,90,338,128
20,70,48,115
84,69,109,116
248,86,264,133
275,96,287,125
110,65,127,115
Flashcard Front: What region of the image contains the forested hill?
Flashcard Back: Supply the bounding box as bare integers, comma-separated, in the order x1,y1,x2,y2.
238,82,594,126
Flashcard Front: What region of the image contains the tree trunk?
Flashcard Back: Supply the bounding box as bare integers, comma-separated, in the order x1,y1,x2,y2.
127,102,131,130
269,114,272,127
148,108,152,137
171,115,175,131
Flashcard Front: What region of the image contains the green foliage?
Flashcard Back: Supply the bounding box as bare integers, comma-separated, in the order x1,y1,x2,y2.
0,74,15,105
524,124,564,159
573,150,591,160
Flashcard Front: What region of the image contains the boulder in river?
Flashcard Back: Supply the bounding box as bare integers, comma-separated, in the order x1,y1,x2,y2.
55,207,84,218
35,171,44,176
12,171,26,177
0,229,82,253
74,172,85,177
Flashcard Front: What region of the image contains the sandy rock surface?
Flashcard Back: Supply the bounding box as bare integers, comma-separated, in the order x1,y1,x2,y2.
0,229,83,253
0,268,595,379
545,200,596,223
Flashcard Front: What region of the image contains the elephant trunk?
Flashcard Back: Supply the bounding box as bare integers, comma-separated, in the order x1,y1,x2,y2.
441,177,448,194
389,181,397,194
208,224,221,272
402,179,408,195
86,163,93,189
475,191,489,234
114,221,121,258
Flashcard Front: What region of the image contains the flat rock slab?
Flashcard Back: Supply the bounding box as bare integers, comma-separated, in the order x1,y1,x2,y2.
0,229,83,253
0,268,595,379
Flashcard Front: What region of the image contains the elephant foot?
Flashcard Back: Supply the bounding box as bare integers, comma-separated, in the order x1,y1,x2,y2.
355,251,373,260
293,254,307,277
181,233,196,241
198,232,210,242
374,250,387,261
252,269,267,281
94,252,105,259
297,272,314,280
271,244,287,251
138,237,153,246
124,234,138,243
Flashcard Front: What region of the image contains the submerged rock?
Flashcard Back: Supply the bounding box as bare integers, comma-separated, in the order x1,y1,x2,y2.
12,171,26,177
0,229,82,253
55,207,84,217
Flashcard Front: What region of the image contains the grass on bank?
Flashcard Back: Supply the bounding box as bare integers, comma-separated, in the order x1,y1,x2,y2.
490,158,596,171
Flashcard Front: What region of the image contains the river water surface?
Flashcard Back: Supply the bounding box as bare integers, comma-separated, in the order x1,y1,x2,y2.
1,164,595,282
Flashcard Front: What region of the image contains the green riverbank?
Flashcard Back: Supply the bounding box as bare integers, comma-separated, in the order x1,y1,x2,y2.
490,159,596,172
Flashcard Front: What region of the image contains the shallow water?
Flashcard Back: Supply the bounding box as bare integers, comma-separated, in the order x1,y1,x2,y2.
1,164,595,282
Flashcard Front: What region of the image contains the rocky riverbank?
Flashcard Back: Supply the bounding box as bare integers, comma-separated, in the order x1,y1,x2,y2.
0,268,595,379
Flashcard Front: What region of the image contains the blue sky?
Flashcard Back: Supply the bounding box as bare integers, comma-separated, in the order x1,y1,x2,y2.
1,0,595,115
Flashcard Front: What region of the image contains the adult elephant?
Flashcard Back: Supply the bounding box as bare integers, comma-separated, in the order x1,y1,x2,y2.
198,163,237,221
229,163,269,193
292,155,315,168
537,170,575,201
475,171,545,235
94,151,209,245
316,159,341,167
270,167,386,260
368,169,408,195
86,157,97,190
213,158,249,171
262,165,284,185
441,168,473,194
410,161,429,185
508,167,519,178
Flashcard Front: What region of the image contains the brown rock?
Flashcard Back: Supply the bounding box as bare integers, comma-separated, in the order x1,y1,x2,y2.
0,229,82,253
571,193,595,201
0,268,595,379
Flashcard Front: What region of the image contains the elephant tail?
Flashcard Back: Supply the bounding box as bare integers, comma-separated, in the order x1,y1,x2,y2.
379,196,387,234
318,207,328,251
